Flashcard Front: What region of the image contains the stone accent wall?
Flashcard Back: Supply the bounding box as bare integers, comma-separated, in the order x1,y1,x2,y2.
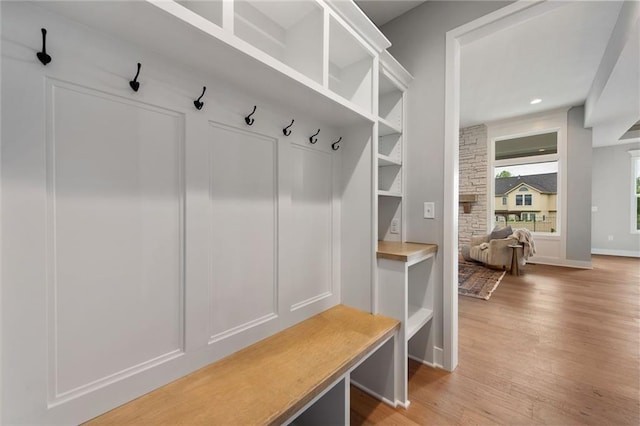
459,125,488,249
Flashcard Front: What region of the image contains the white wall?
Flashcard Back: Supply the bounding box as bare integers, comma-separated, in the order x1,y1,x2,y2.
380,0,508,361
592,142,640,257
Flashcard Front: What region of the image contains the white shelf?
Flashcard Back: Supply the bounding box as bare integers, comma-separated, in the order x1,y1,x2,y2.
378,154,401,167
378,164,402,194
378,118,402,136
378,133,402,159
406,305,433,340
377,190,402,198
36,0,376,127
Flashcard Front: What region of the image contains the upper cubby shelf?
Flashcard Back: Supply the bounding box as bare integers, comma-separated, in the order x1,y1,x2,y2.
177,1,223,27
234,1,324,85
378,51,412,133
35,0,386,127
328,16,375,114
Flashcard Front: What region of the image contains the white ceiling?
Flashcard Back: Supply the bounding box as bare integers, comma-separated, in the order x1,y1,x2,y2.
355,0,426,27
356,1,637,146
460,1,624,128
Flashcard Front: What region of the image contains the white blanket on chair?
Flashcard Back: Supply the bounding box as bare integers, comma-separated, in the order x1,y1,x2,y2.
512,228,536,259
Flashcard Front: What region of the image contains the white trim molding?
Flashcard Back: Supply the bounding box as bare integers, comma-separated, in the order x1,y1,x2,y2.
444,0,561,372
629,149,640,234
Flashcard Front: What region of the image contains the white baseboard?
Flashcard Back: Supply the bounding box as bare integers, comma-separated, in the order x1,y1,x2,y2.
433,346,444,368
527,257,592,269
407,346,445,369
350,380,397,409
591,248,640,258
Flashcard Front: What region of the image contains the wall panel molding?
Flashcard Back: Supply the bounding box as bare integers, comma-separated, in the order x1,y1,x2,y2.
45,79,186,404
207,122,279,342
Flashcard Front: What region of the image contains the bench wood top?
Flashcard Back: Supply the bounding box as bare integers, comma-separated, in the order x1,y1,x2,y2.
377,241,438,263
85,304,399,426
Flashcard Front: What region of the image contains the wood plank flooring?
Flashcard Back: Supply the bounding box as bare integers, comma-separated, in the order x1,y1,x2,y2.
351,255,640,425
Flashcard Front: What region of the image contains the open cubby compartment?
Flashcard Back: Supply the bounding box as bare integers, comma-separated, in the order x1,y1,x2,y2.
378,164,402,195
289,377,348,425
406,259,433,340
407,257,435,363
176,1,223,27
328,17,374,114
378,133,402,165
350,337,396,405
378,73,403,130
234,0,324,84
378,196,402,242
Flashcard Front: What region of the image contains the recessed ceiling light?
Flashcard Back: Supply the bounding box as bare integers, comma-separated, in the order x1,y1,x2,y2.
530,98,542,105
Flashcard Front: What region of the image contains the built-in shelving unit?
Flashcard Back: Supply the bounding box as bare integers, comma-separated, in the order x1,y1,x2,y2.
376,241,438,408
36,0,382,127
377,51,411,242
1,0,404,424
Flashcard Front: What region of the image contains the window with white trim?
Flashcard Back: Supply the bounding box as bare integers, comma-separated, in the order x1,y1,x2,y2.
630,150,640,233
493,131,559,234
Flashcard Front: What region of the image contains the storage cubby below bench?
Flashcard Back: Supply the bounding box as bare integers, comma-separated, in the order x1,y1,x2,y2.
84,305,399,425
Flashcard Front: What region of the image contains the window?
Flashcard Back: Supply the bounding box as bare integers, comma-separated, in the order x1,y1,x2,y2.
630,150,640,232
515,194,533,206
521,213,535,221
493,131,558,233
502,196,507,205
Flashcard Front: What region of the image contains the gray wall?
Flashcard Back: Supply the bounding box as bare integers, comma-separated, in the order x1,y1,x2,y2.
566,106,593,262
381,1,509,356
592,141,640,256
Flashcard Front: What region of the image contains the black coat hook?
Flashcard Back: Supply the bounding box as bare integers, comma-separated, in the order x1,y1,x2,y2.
283,119,294,136
331,137,342,151
245,105,256,125
194,86,206,110
309,129,320,144
37,28,51,66
129,62,141,92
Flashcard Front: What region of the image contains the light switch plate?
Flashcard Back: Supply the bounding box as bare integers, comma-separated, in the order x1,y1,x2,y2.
424,202,435,219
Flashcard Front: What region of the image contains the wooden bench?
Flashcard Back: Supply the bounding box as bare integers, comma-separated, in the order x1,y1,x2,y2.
85,304,400,425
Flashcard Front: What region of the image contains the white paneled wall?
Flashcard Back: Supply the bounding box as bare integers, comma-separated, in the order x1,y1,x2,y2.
289,146,334,311
1,2,368,423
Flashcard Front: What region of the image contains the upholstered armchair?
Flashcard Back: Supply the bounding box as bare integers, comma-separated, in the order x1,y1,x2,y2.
467,233,525,269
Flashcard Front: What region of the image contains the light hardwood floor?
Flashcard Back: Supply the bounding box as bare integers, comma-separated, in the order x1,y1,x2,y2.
351,255,640,425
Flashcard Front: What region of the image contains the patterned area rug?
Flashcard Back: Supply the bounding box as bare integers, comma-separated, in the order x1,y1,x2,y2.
458,260,506,300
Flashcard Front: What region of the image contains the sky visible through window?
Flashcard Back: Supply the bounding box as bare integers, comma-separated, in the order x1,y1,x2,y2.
495,161,557,176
